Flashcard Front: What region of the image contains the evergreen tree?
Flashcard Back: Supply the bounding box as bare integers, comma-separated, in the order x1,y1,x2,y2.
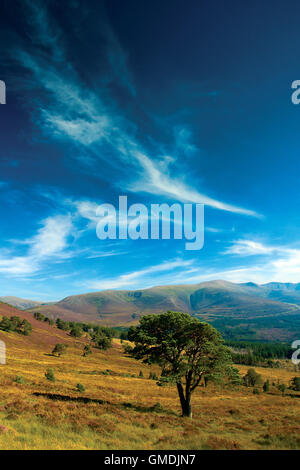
76,383,85,393
291,376,300,391
128,311,238,418
52,343,67,357
83,344,92,357
263,379,270,393
243,368,263,387
45,369,56,382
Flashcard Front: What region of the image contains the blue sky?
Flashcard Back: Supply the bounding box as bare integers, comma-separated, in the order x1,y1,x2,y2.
0,0,300,300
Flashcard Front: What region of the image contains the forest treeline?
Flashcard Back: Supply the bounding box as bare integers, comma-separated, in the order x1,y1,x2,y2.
225,340,295,367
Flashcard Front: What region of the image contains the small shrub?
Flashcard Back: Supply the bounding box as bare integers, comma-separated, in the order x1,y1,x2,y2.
91,329,112,350
34,312,45,321
83,344,92,357
123,343,133,354
52,343,67,356
291,376,300,391
243,368,263,387
278,383,287,396
263,380,270,393
151,402,163,412
76,383,85,393
14,375,24,384
139,370,144,378
149,371,159,380
70,326,83,338
253,388,260,395
56,318,70,331
45,368,56,382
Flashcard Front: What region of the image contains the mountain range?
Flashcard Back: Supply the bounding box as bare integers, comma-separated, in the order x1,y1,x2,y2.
2,280,300,341
0,296,44,310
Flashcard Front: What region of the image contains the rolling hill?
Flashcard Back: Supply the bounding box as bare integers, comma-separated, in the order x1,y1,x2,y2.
24,280,300,341
0,296,44,310
0,301,78,350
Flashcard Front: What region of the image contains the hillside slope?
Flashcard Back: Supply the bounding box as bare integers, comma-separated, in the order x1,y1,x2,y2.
25,281,300,340
0,296,44,310
0,302,79,350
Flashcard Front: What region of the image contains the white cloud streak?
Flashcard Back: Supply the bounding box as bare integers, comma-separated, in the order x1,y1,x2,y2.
219,239,300,283
224,239,277,256
0,215,73,276
129,151,260,217
86,259,194,290
15,3,260,219
86,240,300,290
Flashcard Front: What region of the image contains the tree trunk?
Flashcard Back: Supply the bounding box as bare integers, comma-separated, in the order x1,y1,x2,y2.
182,399,192,418
176,383,192,418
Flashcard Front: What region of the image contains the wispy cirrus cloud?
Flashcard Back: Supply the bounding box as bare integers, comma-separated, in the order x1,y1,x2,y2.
84,240,300,289
173,126,197,157
129,151,261,217
217,239,300,283
224,239,277,256
72,199,100,227
86,250,128,259
28,214,73,258
17,50,111,146
86,258,194,290
0,215,73,276
13,1,259,219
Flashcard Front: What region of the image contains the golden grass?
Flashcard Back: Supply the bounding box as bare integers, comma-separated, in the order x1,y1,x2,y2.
0,333,299,450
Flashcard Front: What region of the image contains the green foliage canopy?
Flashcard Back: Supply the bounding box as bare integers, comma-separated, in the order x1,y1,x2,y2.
0,315,32,336
127,311,238,417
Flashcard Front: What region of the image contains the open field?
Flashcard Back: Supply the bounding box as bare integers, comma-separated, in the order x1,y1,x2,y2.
0,324,299,450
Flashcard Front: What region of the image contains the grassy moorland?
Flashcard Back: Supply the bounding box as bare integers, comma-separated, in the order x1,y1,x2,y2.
0,316,299,450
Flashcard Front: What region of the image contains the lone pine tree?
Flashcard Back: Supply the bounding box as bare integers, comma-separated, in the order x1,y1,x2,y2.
128,311,238,418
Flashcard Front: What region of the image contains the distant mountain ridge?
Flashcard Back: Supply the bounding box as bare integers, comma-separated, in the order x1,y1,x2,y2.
257,282,300,304
23,279,300,322
1,280,300,341
0,296,44,310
